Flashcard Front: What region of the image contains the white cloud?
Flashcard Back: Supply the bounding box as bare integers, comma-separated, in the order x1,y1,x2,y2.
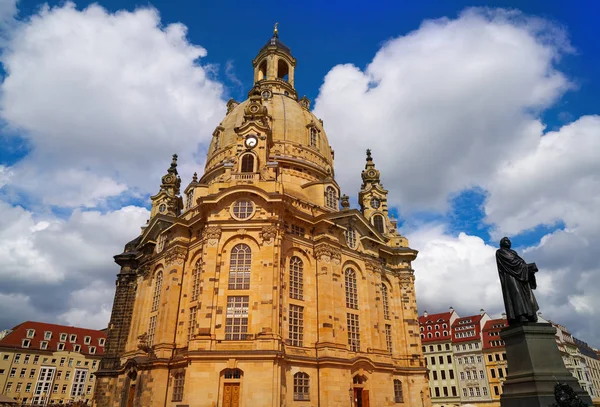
315,8,571,213
0,2,225,207
0,203,149,330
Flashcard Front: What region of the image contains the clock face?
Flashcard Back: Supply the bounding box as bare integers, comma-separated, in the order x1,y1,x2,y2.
262,90,271,100
245,136,258,149
159,203,167,213
370,198,381,209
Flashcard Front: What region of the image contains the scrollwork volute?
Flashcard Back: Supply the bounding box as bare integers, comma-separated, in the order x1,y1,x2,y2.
365,259,383,275
314,244,341,264
202,226,222,246
165,247,187,266
260,225,278,244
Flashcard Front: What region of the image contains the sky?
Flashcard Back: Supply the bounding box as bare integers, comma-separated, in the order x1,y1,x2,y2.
0,0,599,347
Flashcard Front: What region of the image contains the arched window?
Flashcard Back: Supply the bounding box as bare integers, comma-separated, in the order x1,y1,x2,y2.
289,256,303,300
427,326,432,331
435,324,439,330
420,326,424,332
373,214,385,234
229,244,251,290
344,227,357,249
394,379,404,403
325,187,337,209
309,127,318,148
435,332,440,337
443,330,448,336
443,323,448,329
293,372,310,400
240,154,254,173
191,260,201,301
344,268,358,309
277,59,289,81
427,333,432,338
151,271,163,312
258,60,267,81
420,333,424,339
381,284,390,320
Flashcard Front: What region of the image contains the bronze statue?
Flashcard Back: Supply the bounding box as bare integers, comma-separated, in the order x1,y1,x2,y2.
496,237,539,325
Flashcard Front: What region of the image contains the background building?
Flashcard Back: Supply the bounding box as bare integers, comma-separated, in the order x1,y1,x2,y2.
94,29,431,407
0,321,105,405
481,318,508,402
420,308,461,407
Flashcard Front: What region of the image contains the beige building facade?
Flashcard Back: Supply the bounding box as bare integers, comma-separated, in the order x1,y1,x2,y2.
0,321,105,405
94,28,431,407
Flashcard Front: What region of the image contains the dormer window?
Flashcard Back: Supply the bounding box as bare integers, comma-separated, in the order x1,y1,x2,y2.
22,339,30,348
57,343,65,351
325,187,337,210
40,341,48,350
156,233,167,253
70,334,77,343
60,333,67,342
26,329,35,338
344,227,357,249
89,346,96,354
84,336,91,345
44,331,52,340
73,345,81,352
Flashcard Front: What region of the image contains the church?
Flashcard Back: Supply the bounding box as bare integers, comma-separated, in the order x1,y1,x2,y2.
94,27,431,407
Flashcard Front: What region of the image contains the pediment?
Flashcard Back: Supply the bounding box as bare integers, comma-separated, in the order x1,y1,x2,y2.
323,210,386,244
137,216,176,248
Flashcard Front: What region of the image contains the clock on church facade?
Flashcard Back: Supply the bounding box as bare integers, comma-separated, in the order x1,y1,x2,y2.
93,27,431,407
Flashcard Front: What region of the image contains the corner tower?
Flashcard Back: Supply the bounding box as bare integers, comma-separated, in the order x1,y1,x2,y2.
95,28,431,407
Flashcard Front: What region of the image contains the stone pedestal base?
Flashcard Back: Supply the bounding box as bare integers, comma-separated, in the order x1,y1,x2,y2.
500,323,592,407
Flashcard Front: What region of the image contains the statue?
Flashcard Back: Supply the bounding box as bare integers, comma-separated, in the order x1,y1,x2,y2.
551,382,590,407
496,237,539,325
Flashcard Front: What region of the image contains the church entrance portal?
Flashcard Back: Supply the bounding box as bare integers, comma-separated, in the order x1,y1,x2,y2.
353,388,369,407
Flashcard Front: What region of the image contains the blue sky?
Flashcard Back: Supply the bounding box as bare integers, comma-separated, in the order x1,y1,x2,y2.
1,0,600,346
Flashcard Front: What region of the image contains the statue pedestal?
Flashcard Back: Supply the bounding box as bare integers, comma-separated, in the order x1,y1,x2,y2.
500,323,592,407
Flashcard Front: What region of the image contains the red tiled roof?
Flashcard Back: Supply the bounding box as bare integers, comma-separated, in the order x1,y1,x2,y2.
451,314,483,343
419,312,453,343
482,318,507,349
0,321,106,356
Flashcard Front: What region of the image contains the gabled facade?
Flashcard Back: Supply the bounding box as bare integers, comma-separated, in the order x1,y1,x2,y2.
482,318,508,402
94,28,431,407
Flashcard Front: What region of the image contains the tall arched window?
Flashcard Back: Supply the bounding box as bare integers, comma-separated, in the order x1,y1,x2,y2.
229,244,251,290
381,284,390,320
191,259,201,301
394,379,404,403
289,256,303,300
373,214,384,234
277,59,289,81
151,271,163,312
293,372,310,401
309,128,318,148
344,227,357,249
345,268,358,309
240,154,254,173
325,187,337,209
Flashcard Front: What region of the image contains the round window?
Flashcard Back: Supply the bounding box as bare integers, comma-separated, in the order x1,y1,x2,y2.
231,200,255,220
159,204,167,213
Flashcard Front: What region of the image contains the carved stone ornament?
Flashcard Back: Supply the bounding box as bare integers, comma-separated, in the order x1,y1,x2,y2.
365,259,383,275
398,270,414,288
165,247,187,266
203,226,222,246
137,265,151,279
314,244,341,264
260,225,278,243
137,332,156,358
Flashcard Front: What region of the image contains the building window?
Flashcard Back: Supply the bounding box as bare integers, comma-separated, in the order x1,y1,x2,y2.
26,329,35,338
188,306,197,342
344,226,357,249
289,304,304,347
70,369,88,397
99,338,105,346
309,127,318,148
290,224,305,237
152,271,163,312
191,259,202,301
22,339,30,348
60,333,67,342
5,382,12,392
44,331,52,340
385,324,393,353
40,341,48,350
156,232,167,253
172,371,185,402
186,191,194,210
228,244,251,290
289,256,304,300
240,154,254,173
225,296,249,340
57,343,65,351
294,372,310,400
19,368,25,378
347,313,360,352
373,214,385,233
89,346,96,354
325,186,337,209
394,379,404,403
84,336,91,345
9,368,16,377
344,268,359,309
382,284,390,320
232,200,254,220
148,315,157,346
73,345,81,352
483,387,488,396
224,369,242,379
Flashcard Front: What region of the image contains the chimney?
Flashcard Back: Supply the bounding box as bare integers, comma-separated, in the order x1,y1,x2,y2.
502,313,507,319
449,306,454,312
423,310,428,318
480,309,485,316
